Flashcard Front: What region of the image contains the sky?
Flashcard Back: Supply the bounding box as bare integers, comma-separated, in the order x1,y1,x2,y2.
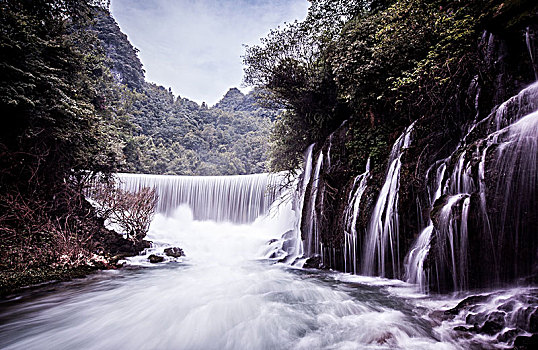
110,0,309,106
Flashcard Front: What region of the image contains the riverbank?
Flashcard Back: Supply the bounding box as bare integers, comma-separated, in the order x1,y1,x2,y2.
0,265,101,298
0,240,151,298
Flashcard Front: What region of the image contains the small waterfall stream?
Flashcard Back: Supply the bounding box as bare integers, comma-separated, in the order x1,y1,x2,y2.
404,162,446,292
303,151,324,257
361,123,415,278
343,158,370,274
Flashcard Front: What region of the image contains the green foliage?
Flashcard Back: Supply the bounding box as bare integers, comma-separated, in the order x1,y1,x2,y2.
345,121,393,175
333,0,478,120
0,0,129,272
0,0,121,193
244,0,533,173
92,12,276,175
114,84,274,175
243,0,388,172
93,10,145,91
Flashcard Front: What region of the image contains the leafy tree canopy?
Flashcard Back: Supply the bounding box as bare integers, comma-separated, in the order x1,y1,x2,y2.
243,0,538,173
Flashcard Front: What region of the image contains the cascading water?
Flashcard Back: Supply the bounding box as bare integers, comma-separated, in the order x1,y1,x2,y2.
404,162,446,292
343,158,370,274
303,151,323,257
1,101,535,348
408,81,538,292
274,144,315,265
115,172,281,224
0,165,484,350
329,81,537,293
361,123,415,278
527,26,538,81
433,194,471,292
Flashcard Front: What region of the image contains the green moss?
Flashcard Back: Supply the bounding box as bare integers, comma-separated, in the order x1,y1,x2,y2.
0,266,98,298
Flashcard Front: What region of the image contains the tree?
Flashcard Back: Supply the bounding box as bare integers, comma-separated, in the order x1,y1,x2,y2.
90,183,158,242
242,1,387,171
0,0,127,272
243,0,492,173
0,0,121,194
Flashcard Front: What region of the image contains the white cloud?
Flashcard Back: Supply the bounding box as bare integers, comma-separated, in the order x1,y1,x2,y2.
110,0,309,105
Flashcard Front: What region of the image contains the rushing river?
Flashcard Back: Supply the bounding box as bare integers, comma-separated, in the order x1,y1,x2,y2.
0,205,469,350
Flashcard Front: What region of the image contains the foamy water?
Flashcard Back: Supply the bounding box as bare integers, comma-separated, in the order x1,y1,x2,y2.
0,206,527,350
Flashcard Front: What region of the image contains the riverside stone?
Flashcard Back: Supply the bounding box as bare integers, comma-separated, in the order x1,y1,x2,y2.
148,255,164,263
164,247,184,258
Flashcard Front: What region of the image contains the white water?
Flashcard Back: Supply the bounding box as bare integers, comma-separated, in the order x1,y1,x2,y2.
115,173,281,224
404,162,446,292
304,151,324,257
436,194,470,292
3,198,471,350
280,144,315,265
343,158,370,274
362,123,414,278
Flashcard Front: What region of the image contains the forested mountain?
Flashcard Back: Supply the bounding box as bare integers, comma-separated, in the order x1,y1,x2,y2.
0,1,274,291
1,1,537,347
93,11,276,175
0,0,137,285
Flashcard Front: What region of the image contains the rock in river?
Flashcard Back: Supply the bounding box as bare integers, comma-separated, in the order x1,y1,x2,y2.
148,254,164,263
164,247,184,258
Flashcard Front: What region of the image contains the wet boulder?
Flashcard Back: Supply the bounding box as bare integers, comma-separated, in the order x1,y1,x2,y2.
164,247,184,258
497,328,521,343
513,334,538,349
148,254,164,263
279,230,298,258
445,294,490,315
303,255,322,269
281,230,295,240
479,311,506,335
466,312,487,326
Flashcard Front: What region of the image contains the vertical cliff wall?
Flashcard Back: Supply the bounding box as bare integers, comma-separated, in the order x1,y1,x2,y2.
293,25,538,293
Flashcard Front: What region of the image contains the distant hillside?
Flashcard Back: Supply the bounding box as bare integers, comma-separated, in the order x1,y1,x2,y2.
93,10,276,175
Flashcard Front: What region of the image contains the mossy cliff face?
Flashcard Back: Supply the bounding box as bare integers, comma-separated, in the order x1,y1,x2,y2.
297,24,538,293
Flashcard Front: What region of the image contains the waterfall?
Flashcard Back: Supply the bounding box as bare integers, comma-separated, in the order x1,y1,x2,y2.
304,151,324,256
343,159,370,274
115,172,282,224
526,27,538,81
406,81,538,292
489,109,538,279
361,123,414,278
434,194,470,292
404,162,446,292
276,144,315,264
291,145,315,260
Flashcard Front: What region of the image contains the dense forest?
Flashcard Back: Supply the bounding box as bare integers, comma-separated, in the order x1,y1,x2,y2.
94,10,277,176
244,0,537,174
0,0,129,290
0,0,276,292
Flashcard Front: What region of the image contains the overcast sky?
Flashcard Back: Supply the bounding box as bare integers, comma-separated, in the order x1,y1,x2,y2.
110,0,309,106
